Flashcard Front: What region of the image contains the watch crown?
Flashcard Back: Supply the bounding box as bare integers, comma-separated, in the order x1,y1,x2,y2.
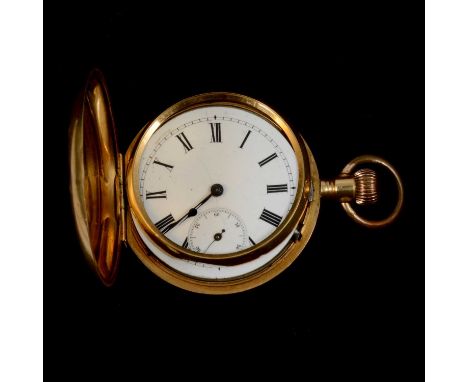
354,168,378,205
321,155,402,228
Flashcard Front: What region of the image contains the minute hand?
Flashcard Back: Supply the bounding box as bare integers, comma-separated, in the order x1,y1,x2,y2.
161,183,224,234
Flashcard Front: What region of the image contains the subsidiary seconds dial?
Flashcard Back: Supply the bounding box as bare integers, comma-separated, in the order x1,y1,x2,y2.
188,208,249,254
138,105,298,256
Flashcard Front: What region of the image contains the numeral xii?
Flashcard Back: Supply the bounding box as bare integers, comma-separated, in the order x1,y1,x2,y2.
210,123,221,143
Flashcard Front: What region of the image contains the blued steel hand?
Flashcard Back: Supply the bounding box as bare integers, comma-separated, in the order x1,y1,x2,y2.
204,229,225,252
161,184,224,234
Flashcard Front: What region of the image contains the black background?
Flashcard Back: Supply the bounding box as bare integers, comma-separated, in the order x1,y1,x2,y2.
46,2,423,379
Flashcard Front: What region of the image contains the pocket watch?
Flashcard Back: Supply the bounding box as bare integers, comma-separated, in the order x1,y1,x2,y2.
69,69,403,294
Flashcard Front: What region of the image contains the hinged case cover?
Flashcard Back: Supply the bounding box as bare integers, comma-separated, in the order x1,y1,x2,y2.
69,69,123,286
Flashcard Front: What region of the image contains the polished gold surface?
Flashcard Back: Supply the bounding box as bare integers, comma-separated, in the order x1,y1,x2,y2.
69,69,122,286
340,155,403,228
126,135,320,294
125,92,317,264
320,177,356,202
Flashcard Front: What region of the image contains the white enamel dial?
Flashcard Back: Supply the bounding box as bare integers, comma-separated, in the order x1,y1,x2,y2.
138,105,299,256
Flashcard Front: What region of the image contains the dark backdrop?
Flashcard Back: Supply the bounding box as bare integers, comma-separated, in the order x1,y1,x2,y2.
45,2,423,378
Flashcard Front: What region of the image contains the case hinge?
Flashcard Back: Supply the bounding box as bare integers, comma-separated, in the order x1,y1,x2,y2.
118,153,127,246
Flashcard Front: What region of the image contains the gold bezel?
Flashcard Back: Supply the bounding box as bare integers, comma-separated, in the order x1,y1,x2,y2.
126,92,316,264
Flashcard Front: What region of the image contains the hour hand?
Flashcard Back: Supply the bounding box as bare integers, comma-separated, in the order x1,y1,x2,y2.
160,184,223,233
161,206,199,234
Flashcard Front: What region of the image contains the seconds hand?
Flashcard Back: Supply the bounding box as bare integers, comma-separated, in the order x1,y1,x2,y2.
161,184,224,234
204,229,225,252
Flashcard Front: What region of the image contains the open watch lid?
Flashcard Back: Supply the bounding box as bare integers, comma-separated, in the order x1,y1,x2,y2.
69,69,124,286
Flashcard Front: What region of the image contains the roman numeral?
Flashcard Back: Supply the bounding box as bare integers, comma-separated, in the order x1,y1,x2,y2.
176,132,193,152
182,237,189,248
154,214,175,232
258,153,278,167
146,190,167,199
267,184,288,193
210,123,222,143
249,237,256,246
239,130,251,149
153,159,174,171
259,208,282,227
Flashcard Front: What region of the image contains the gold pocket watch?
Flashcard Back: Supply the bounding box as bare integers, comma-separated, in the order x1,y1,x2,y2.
70,69,403,294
